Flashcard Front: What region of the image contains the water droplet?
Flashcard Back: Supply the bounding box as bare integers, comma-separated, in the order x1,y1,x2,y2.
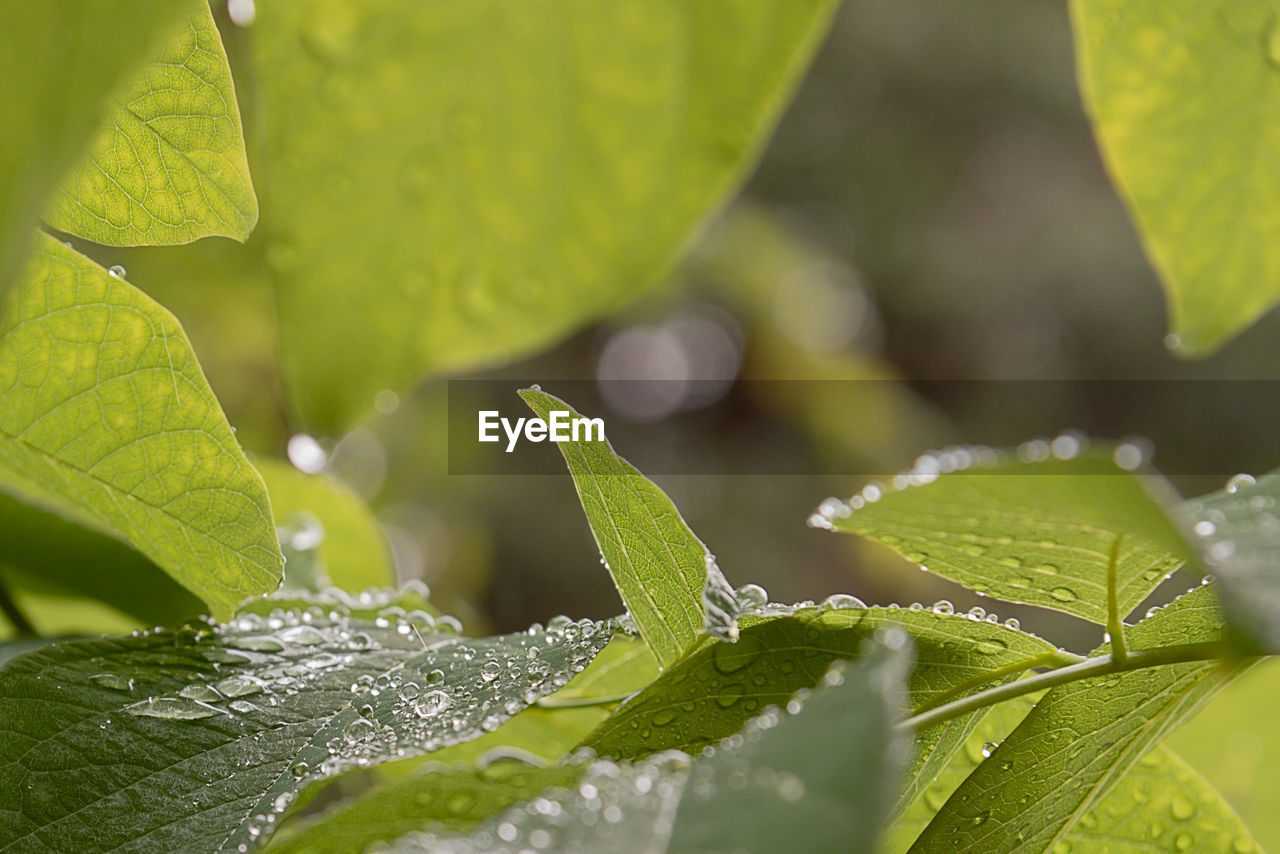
279,624,326,646
126,697,219,720
373,389,400,415
227,0,256,26
735,584,769,610
932,600,954,615
821,593,865,610
1170,795,1196,820
290,761,309,779
89,673,133,691
480,661,502,682
1226,473,1257,494
107,265,126,279
981,741,998,758
1164,332,1183,350
287,434,328,474
1194,520,1217,538
413,689,451,717
1049,587,1077,602
1113,442,1146,471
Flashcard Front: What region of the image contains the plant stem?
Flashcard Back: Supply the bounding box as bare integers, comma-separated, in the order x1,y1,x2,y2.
898,642,1225,734
0,579,36,637
1107,535,1129,664
910,649,1085,716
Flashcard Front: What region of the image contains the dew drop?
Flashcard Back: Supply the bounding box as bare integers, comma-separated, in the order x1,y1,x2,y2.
126,697,218,720
1049,587,1077,602
108,264,126,279
287,434,328,474
1226,473,1257,494
821,593,866,610
227,0,256,26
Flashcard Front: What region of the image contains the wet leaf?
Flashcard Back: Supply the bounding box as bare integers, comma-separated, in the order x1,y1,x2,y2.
0,605,614,853
46,0,257,246
826,451,1191,624
520,388,739,667
0,234,281,619
1071,0,1280,355
911,586,1243,852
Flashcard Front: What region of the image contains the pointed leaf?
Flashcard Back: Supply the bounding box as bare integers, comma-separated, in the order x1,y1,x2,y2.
249,0,839,433
0,604,613,853
0,234,281,619
911,586,1242,853
826,451,1191,624
520,388,735,667
46,1,258,246
1071,0,1280,355
0,0,185,293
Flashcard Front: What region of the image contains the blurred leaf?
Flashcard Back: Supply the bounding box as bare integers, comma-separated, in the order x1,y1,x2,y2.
1180,468,1280,653
0,491,202,627
911,586,1243,852
540,632,659,705
0,607,613,853
828,452,1190,624
583,606,1060,764
46,1,257,246
256,459,394,593
0,0,184,293
1071,0,1280,354
1169,657,1280,853
248,0,839,433
520,388,736,667
0,233,281,620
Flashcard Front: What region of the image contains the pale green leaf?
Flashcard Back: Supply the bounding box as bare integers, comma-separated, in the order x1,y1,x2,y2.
1180,468,1280,653
827,452,1191,624
0,233,281,619
1071,0,1280,354
520,388,735,667
911,586,1243,853
0,490,201,628
46,1,258,246
247,0,838,433
0,0,185,293
256,459,395,594
0,604,614,853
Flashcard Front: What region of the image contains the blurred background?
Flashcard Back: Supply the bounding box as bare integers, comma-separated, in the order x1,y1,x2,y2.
57,0,1280,843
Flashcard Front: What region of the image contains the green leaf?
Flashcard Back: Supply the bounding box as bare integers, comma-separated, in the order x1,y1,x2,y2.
0,490,202,627
1180,469,1280,653
0,0,186,293
583,605,1061,764
888,693,1261,854
911,586,1244,853
249,0,839,434
256,459,395,594
0,233,281,620
520,387,738,667
263,632,912,854
45,1,258,246
0,604,614,853
1071,0,1280,355
666,636,912,854
826,450,1191,625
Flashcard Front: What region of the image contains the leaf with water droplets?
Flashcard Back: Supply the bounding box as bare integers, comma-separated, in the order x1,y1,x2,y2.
250,0,839,434
1180,468,1280,653
827,451,1191,625
0,234,281,620
912,586,1243,853
520,388,738,667
259,633,912,854
45,0,258,246
256,459,395,594
0,604,614,853
1071,0,1280,355
0,0,187,296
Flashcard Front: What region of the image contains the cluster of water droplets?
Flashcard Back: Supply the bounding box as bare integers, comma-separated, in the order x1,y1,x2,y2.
81,585,618,851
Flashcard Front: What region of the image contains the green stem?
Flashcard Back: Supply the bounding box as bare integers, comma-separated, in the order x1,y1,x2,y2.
1107,535,1129,664
0,579,36,637
898,642,1225,734
910,649,1085,716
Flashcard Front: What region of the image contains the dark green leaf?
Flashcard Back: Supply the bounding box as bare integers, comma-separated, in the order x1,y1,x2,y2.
0,604,613,853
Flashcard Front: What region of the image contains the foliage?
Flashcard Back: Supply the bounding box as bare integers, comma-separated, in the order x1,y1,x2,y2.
2,2,1280,853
